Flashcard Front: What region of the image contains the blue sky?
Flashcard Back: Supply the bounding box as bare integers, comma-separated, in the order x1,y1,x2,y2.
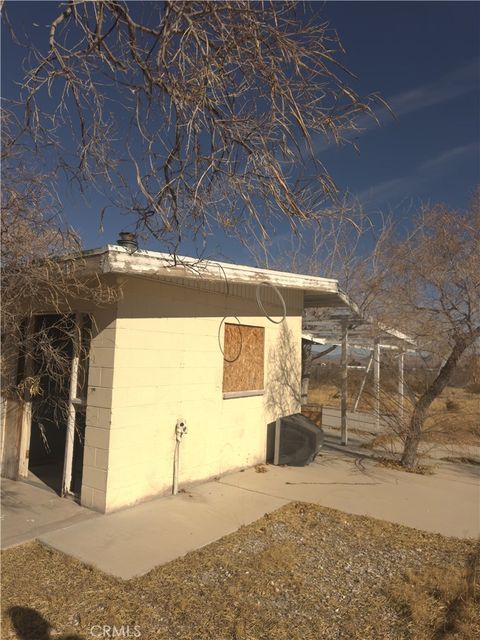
317,2,479,214
2,1,479,260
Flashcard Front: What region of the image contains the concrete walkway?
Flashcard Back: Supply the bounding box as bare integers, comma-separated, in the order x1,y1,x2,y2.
222,450,480,539
3,439,479,580
39,480,288,579
1,478,98,549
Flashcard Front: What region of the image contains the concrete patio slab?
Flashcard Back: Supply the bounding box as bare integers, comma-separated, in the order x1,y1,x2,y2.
38,479,288,579
1,478,98,549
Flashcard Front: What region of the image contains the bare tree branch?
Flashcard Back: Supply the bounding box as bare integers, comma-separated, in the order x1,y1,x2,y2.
12,1,384,252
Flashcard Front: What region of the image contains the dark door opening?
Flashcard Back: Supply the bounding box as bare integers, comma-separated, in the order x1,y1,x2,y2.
27,314,90,498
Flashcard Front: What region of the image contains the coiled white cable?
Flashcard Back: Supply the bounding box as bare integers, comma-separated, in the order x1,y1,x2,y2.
255,281,287,324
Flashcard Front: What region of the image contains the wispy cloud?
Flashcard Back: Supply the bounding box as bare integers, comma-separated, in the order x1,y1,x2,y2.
314,59,479,154
419,142,478,171
356,177,407,208
390,60,479,117
357,143,478,207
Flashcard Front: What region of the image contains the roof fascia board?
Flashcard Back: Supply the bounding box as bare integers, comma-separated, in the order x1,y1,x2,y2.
93,245,339,295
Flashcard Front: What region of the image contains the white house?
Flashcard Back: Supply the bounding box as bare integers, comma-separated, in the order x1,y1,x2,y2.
1,245,350,512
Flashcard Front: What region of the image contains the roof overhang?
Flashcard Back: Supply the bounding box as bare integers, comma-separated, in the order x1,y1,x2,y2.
73,245,414,348
79,245,350,306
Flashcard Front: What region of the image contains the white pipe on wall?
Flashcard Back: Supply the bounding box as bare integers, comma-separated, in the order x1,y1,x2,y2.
172,418,187,495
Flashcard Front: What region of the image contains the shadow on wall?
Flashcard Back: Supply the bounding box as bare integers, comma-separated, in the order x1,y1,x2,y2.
264,322,301,418
114,275,299,320
7,607,83,640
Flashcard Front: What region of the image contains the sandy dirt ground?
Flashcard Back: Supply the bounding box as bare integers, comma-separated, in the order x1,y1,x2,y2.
2,502,479,640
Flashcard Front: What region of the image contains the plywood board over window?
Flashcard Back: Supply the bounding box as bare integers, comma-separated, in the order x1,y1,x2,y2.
223,324,264,397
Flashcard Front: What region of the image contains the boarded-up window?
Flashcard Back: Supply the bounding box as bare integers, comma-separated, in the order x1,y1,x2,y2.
222,324,264,394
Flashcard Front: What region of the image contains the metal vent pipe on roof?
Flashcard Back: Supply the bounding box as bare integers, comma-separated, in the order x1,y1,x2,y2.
117,231,138,252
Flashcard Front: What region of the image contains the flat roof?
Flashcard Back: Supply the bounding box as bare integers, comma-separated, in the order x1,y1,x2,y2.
81,245,351,309
79,245,413,346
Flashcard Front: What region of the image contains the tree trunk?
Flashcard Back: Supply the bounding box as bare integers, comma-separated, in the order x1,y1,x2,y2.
401,331,478,468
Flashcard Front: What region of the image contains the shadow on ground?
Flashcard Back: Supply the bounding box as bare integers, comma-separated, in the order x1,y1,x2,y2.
7,607,83,640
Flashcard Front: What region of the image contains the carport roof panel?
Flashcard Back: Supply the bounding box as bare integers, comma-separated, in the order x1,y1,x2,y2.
303,315,415,347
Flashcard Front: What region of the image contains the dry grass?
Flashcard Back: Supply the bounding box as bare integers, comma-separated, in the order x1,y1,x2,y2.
375,458,437,475
2,503,478,640
424,387,480,445
388,548,480,640
308,383,340,408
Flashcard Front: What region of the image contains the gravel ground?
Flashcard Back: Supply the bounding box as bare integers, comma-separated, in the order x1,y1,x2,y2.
2,502,478,640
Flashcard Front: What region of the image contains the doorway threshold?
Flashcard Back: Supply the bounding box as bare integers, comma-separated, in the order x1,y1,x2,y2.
1,477,97,550
22,466,80,504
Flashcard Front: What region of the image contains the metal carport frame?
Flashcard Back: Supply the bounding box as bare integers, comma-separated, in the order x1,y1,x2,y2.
302,296,416,446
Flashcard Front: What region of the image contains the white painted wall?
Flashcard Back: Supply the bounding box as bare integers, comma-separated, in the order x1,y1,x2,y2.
82,275,303,512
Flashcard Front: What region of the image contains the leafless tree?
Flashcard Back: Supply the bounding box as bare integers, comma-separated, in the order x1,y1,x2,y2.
317,194,479,467
368,194,480,467
252,192,479,468
1,108,115,451
6,0,385,253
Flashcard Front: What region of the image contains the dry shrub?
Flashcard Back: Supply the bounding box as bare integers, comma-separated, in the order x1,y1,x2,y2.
446,399,460,411
309,368,480,449
466,382,480,395
1,108,118,457
389,547,480,640
376,458,435,475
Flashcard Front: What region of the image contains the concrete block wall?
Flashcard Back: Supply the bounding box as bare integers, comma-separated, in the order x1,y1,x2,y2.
102,276,303,512
80,308,117,512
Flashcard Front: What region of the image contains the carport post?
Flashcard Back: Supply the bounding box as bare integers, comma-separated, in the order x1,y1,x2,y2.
62,312,82,497
373,339,381,431
398,349,405,423
18,316,36,478
340,320,348,445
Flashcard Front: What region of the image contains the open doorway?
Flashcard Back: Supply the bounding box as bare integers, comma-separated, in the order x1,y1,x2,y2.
24,314,91,498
